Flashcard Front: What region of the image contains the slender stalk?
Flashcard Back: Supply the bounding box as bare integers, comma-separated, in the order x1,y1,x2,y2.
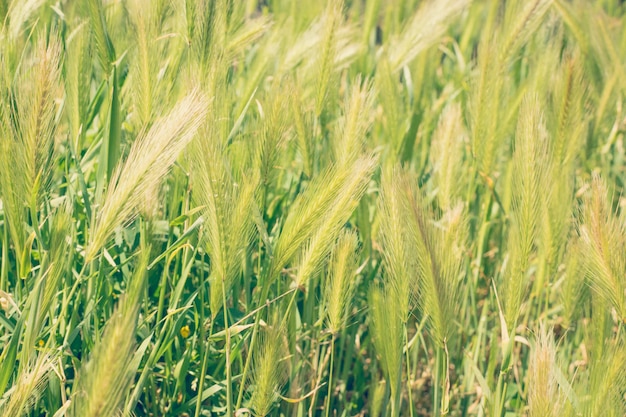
155,266,169,325
235,265,274,410
325,336,335,417
1,226,8,292
235,309,262,410
433,346,442,417
307,334,326,417
195,254,211,417
234,280,296,410
280,288,299,329
222,278,233,417
492,330,515,417
194,317,214,417
404,325,414,417
442,341,451,415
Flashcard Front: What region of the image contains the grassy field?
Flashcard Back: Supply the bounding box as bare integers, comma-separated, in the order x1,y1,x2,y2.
0,0,625,416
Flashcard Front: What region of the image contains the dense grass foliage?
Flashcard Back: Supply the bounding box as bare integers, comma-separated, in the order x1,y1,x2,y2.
0,0,626,416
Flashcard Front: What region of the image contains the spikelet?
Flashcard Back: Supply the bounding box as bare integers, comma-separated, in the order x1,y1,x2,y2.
333,76,375,167
271,155,376,282
499,0,554,65
534,55,585,288
226,14,271,61
3,37,61,201
293,155,376,288
387,0,470,72
249,320,287,417
126,0,158,128
0,112,26,257
470,0,552,177
539,158,573,281
192,136,259,317
578,174,626,322
380,168,466,344
203,0,229,63
550,51,587,168
430,103,467,211
529,23,561,96
64,21,93,152
20,37,62,204
255,88,292,191
559,237,587,328
127,0,187,132
528,325,564,417
539,53,578,279
281,19,323,73
581,342,626,417
6,0,47,40
323,229,359,334
0,36,62,258
87,0,116,74
0,353,56,416
378,169,416,321
68,251,150,417
469,38,503,177
375,57,404,159
408,197,466,345
503,93,548,330
314,0,343,116
279,13,359,82
86,0,115,72
292,83,314,177
86,91,207,262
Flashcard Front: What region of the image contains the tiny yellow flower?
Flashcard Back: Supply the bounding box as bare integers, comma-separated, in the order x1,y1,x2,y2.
37,339,45,348
180,325,190,339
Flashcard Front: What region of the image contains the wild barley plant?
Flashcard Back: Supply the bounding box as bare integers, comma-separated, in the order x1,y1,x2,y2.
270,155,376,289
378,167,467,415
559,238,587,329
0,1,625,416
192,135,259,318
471,0,552,180
87,92,207,262
579,174,626,322
321,230,360,415
67,250,150,417
503,93,548,332
430,103,467,212
323,229,360,335
378,169,417,322
248,319,287,417
527,326,564,417
0,37,61,271
0,353,56,416
534,49,585,297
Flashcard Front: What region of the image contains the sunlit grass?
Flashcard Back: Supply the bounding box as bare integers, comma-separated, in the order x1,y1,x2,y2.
0,0,625,416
